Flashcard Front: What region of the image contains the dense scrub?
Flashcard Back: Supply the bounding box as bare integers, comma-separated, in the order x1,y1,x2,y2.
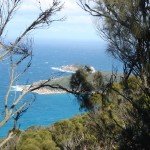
14,115,99,150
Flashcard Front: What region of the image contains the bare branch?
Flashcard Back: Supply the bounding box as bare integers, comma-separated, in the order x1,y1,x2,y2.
0,0,63,132
0,0,63,60
0,0,22,36
0,130,16,148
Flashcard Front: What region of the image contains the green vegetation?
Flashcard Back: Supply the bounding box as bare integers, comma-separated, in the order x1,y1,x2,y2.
16,129,59,150
21,0,150,148
1,0,150,149
2,73,149,149
0,74,134,149
77,0,150,149
7,115,98,150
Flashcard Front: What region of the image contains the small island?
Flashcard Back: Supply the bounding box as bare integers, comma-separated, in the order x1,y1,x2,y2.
51,64,96,73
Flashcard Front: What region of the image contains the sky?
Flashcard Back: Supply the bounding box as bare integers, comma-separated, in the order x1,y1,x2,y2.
5,0,104,42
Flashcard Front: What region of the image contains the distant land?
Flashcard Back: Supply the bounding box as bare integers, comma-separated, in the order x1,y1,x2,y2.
12,64,123,95
51,64,96,73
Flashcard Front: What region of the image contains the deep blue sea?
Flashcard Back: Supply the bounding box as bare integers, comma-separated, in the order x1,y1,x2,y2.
0,39,123,137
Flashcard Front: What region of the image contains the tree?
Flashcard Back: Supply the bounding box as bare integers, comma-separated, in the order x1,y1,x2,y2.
79,0,150,94
77,0,150,148
70,67,104,110
0,0,63,147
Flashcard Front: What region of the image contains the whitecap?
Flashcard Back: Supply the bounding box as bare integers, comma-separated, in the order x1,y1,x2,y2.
11,85,30,92
11,86,23,92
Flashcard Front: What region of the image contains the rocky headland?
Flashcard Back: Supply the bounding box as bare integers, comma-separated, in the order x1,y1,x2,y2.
12,65,122,95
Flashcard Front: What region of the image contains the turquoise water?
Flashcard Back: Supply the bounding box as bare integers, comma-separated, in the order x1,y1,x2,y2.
0,40,123,137
0,94,82,137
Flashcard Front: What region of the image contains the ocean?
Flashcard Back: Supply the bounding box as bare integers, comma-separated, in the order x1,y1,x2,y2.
0,39,122,137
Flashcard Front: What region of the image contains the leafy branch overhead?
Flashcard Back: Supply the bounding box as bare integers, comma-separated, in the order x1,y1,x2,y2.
77,0,150,149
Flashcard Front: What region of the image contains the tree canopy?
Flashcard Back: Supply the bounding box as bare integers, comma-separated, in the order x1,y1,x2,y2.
72,0,150,149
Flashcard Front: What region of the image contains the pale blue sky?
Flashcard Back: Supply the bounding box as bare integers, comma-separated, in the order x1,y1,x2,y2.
5,0,104,42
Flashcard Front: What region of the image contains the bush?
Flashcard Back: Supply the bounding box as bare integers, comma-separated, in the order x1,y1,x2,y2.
19,144,40,150
16,129,59,150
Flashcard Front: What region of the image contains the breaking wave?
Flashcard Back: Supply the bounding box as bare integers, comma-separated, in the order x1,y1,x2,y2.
51,67,75,73
11,85,29,92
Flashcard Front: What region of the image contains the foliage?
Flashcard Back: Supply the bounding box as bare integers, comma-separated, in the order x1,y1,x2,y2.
6,113,108,149
69,65,150,149
16,129,59,150
8,75,149,150
70,68,103,110
11,115,99,150
77,0,150,149
70,68,92,92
